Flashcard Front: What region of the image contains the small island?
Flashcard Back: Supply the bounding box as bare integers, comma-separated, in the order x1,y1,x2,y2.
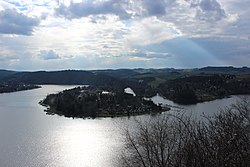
40,86,167,118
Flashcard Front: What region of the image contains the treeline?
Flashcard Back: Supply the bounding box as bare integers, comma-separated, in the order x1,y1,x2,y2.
1,69,250,104
1,70,125,87
0,69,155,97
158,74,250,104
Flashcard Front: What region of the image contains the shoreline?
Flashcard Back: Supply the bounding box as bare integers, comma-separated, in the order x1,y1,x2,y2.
0,85,41,94
42,106,170,119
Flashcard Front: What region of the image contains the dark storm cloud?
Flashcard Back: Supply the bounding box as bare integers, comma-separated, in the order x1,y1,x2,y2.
0,9,40,35
39,50,60,60
55,0,131,20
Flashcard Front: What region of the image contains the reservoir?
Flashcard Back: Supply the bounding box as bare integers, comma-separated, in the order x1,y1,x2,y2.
0,85,247,167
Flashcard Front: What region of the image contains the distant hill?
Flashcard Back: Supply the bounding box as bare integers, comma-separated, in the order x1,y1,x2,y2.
92,69,139,79
199,66,250,74
0,66,249,87
0,70,126,89
1,67,250,103
0,70,18,80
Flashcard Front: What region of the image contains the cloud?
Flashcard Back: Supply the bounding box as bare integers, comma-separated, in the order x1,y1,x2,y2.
52,0,241,40
123,50,172,60
0,1,16,10
55,0,178,20
38,50,60,60
55,0,131,20
0,9,40,35
189,0,226,22
141,0,167,16
125,17,182,46
0,0,249,70
0,55,19,62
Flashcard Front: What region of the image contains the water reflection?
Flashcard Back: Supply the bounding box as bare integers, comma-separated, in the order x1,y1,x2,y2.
0,86,125,167
0,85,248,167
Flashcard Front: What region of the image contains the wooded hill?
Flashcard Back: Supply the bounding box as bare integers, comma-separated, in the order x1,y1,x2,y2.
1,66,250,104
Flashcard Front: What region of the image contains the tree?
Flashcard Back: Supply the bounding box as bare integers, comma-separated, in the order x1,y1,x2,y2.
121,114,191,167
121,98,250,167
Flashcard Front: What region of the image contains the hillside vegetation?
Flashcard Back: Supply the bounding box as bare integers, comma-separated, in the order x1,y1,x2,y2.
1,67,250,104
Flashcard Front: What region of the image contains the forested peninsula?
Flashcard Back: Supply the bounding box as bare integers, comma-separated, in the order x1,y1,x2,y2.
40,86,165,118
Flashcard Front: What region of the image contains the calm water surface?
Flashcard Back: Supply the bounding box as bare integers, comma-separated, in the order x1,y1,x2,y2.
151,94,248,119
0,85,247,167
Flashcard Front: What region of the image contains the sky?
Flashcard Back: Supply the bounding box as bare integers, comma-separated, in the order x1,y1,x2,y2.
0,0,249,70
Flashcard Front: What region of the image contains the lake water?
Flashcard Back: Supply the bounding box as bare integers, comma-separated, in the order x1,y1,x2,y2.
150,93,248,119
0,85,247,167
